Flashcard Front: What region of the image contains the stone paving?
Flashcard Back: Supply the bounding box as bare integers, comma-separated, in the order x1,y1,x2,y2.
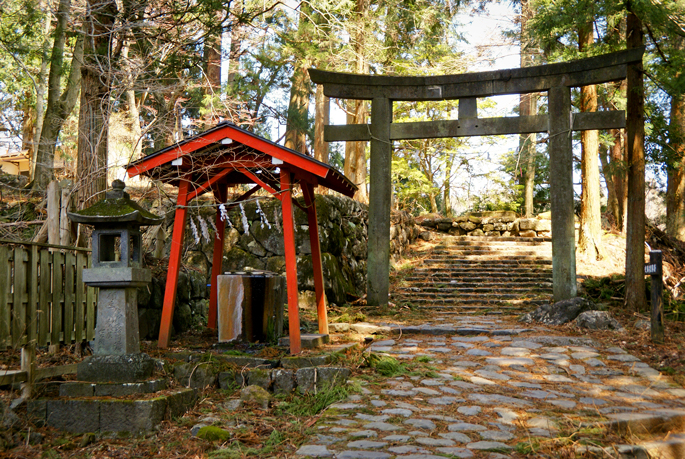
295,315,685,458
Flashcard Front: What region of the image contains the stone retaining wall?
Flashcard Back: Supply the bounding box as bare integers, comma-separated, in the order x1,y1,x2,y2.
419,211,552,238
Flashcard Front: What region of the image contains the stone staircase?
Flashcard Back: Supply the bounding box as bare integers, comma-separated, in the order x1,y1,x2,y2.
393,235,554,312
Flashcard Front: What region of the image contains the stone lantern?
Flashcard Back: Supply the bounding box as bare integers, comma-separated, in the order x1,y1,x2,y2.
68,180,163,382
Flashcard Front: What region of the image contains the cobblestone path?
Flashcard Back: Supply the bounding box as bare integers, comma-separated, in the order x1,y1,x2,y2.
295,315,685,458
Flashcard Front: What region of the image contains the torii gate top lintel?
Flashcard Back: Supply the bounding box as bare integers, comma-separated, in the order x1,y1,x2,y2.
309,47,644,101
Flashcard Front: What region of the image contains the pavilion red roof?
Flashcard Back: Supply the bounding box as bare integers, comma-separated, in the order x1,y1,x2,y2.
126,122,357,197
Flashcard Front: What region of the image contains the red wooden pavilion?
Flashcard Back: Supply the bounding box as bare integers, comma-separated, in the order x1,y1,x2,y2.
126,122,357,353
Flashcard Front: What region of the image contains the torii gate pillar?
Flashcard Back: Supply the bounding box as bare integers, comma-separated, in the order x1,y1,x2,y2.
368,97,393,306
548,86,577,300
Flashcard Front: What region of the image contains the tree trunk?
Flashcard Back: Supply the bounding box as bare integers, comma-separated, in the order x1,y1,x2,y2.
76,0,116,208
284,61,310,155
342,0,369,202
624,6,646,312
314,85,329,164
519,0,538,217
577,21,604,260
31,0,55,180
444,154,453,217
667,93,685,240
284,5,312,155
33,0,84,191
609,127,628,231
599,143,618,229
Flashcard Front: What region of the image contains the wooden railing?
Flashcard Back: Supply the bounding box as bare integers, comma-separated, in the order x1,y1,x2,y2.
0,239,97,349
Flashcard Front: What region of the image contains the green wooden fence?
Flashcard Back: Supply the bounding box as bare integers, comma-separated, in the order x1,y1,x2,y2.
0,240,97,349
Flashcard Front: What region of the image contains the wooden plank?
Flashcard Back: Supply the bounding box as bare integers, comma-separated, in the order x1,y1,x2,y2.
37,250,51,346
63,252,75,343
0,370,27,385
27,245,38,344
51,251,63,345
75,252,85,342
12,248,27,347
0,246,10,347
0,363,79,386
0,238,91,252
35,363,77,380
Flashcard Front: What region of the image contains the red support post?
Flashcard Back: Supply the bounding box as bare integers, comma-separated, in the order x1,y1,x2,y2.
302,183,328,335
208,184,228,330
158,179,190,348
280,170,302,354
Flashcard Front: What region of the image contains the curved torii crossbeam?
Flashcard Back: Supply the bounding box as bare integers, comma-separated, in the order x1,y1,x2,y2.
309,47,644,306
126,122,357,353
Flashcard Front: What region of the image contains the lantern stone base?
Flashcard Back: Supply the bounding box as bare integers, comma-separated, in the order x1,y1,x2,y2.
77,353,154,383
27,387,196,434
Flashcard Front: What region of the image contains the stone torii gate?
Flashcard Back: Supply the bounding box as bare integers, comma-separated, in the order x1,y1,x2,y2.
309,47,644,306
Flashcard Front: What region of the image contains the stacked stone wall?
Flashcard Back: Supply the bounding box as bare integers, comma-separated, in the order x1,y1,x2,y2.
419,211,552,238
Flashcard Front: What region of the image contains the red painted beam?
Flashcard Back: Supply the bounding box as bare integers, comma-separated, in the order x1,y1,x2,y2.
236,167,282,199
187,168,234,201
280,170,301,354
208,184,228,330
302,183,328,335
158,179,190,348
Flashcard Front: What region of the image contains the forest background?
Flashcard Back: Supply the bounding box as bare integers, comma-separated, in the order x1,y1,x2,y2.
0,0,684,261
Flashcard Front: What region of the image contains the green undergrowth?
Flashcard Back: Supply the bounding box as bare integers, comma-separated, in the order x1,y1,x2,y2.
274,381,359,418
583,275,685,320
364,354,439,378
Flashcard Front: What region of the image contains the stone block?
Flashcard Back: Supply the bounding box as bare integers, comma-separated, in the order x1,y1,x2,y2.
216,355,279,368
93,379,167,397
99,398,166,433
281,355,332,369
59,382,95,397
483,224,494,232
518,218,535,230
247,369,272,389
519,230,537,238
316,368,351,390
484,231,501,237
469,229,484,237
165,388,197,419
77,353,154,383
328,323,350,333
173,362,217,389
46,400,100,433
272,369,295,394
279,334,330,349
459,221,477,231
26,400,46,426
296,368,316,394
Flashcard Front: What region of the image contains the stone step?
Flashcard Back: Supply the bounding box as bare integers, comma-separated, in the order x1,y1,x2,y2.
397,285,553,294
423,256,552,263
393,293,551,303
413,265,553,273
439,239,552,247
406,274,553,282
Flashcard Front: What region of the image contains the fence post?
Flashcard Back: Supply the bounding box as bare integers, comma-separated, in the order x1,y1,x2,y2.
20,344,35,399
646,250,664,344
